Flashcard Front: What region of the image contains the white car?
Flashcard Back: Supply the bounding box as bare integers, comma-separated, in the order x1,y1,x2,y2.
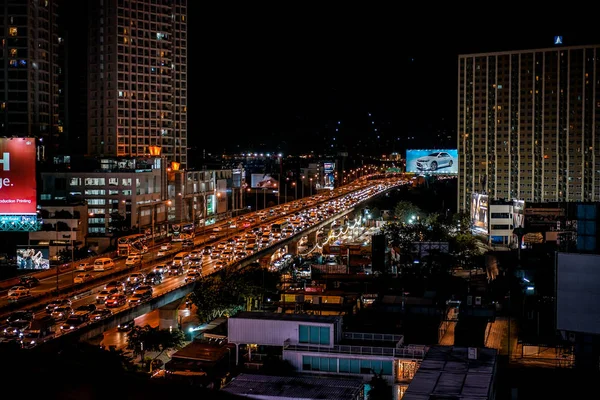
8,286,30,297
76,262,93,271
415,152,454,171
74,273,93,284
157,243,172,257
125,255,142,266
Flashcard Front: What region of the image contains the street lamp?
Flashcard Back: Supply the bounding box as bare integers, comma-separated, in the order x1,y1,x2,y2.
263,187,267,210
309,178,313,197
292,182,297,201
301,176,305,199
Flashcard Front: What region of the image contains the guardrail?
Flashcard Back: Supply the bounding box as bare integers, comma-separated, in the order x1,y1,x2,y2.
21,179,407,347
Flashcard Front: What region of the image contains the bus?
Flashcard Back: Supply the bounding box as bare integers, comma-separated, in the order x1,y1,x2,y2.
117,234,148,256
171,223,195,242
271,220,289,233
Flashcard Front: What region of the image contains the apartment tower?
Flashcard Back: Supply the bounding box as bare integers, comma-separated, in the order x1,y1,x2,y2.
458,44,600,211
0,0,61,153
87,0,187,167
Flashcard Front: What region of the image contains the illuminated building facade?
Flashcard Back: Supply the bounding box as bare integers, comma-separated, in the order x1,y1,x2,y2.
458,44,600,211
87,0,188,167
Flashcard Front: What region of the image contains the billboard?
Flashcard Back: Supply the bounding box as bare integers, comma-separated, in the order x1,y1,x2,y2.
513,200,525,229
16,245,50,270
251,173,278,189
557,253,600,335
406,149,458,174
0,137,37,214
323,162,335,189
471,193,489,234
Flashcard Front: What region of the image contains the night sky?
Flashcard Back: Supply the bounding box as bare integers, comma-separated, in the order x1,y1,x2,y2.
62,3,600,156
189,11,600,155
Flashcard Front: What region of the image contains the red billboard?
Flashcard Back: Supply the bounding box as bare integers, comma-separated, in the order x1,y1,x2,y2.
0,138,37,214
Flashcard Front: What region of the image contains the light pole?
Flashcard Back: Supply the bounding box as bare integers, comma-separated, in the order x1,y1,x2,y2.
293,182,297,201
309,178,313,197
263,188,267,210
255,189,258,211
301,176,305,199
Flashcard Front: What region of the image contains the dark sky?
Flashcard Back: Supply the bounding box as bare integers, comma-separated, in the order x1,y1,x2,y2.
188,11,600,155
62,3,600,156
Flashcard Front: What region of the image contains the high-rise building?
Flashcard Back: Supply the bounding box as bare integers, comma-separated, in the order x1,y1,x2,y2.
0,0,62,153
458,44,600,212
87,0,188,167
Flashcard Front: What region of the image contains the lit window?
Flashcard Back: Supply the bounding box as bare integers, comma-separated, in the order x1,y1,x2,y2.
9,27,17,37
9,48,16,57
9,60,17,67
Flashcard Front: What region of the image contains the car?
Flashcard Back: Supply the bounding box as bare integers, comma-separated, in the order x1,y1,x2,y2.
74,273,93,284
157,243,172,257
168,264,183,276
104,280,124,292
189,250,202,260
144,272,162,285
122,281,140,295
75,304,97,313
125,255,142,266
51,306,73,321
214,260,225,269
415,151,454,171
19,276,40,288
3,320,31,337
60,311,90,331
45,299,72,313
8,286,30,297
105,294,127,308
89,308,112,321
75,262,93,272
153,264,168,275
133,285,153,297
185,270,201,283
5,310,33,324
202,246,213,255
127,293,149,307
96,288,118,304
127,272,145,284
182,239,194,248
117,319,135,332
7,292,30,303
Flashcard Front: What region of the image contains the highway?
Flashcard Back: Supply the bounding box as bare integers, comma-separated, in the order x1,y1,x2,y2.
0,175,409,346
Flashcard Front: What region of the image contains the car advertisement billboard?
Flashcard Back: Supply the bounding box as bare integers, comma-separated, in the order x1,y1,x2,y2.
471,193,489,234
251,173,278,189
406,149,458,174
16,245,50,270
0,137,37,214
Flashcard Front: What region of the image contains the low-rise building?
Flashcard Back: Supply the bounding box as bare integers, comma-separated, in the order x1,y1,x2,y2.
227,311,426,397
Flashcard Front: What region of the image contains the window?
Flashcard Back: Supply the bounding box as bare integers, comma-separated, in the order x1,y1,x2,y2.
9,27,17,36
85,190,106,195
87,199,106,205
85,178,105,186
302,356,337,372
337,358,392,375
122,178,131,186
298,325,330,345
109,178,119,185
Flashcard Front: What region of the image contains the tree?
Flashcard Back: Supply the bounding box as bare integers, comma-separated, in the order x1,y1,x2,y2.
127,325,185,362
452,211,472,235
394,201,421,224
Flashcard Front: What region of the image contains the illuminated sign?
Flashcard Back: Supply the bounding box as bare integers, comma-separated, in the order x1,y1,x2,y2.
471,193,489,234
0,138,37,214
554,36,563,45
16,245,50,270
251,173,278,189
406,149,458,174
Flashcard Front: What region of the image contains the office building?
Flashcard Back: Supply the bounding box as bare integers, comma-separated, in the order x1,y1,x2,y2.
0,0,62,153
458,44,600,212
87,0,188,167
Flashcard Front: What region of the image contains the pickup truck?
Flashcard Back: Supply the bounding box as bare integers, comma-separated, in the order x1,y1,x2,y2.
21,315,56,348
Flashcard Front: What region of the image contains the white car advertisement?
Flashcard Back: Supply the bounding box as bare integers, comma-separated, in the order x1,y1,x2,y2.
406,149,458,174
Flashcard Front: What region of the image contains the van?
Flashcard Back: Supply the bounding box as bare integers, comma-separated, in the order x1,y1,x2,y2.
172,252,190,267
94,258,115,272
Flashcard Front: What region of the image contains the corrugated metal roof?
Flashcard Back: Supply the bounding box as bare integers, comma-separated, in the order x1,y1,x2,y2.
232,311,341,324
221,374,363,399
403,346,497,400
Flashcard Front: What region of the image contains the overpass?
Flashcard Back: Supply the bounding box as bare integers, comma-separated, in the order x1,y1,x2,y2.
34,179,404,349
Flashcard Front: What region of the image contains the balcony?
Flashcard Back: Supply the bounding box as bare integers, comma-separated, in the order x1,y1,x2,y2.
283,339,426,360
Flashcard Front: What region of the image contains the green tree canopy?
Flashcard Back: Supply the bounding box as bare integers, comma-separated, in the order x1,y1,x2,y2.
127,325,185,361
394,201,421,224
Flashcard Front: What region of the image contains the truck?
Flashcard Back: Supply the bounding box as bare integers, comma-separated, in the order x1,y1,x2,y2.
21,315,56,348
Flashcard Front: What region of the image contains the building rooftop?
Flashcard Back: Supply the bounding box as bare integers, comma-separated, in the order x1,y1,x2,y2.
232,311,341,324
403,346,498,400
170,340,234,363
221,373,363,399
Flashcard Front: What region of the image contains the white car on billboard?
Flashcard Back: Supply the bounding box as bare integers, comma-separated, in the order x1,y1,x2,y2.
415,152,454,171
